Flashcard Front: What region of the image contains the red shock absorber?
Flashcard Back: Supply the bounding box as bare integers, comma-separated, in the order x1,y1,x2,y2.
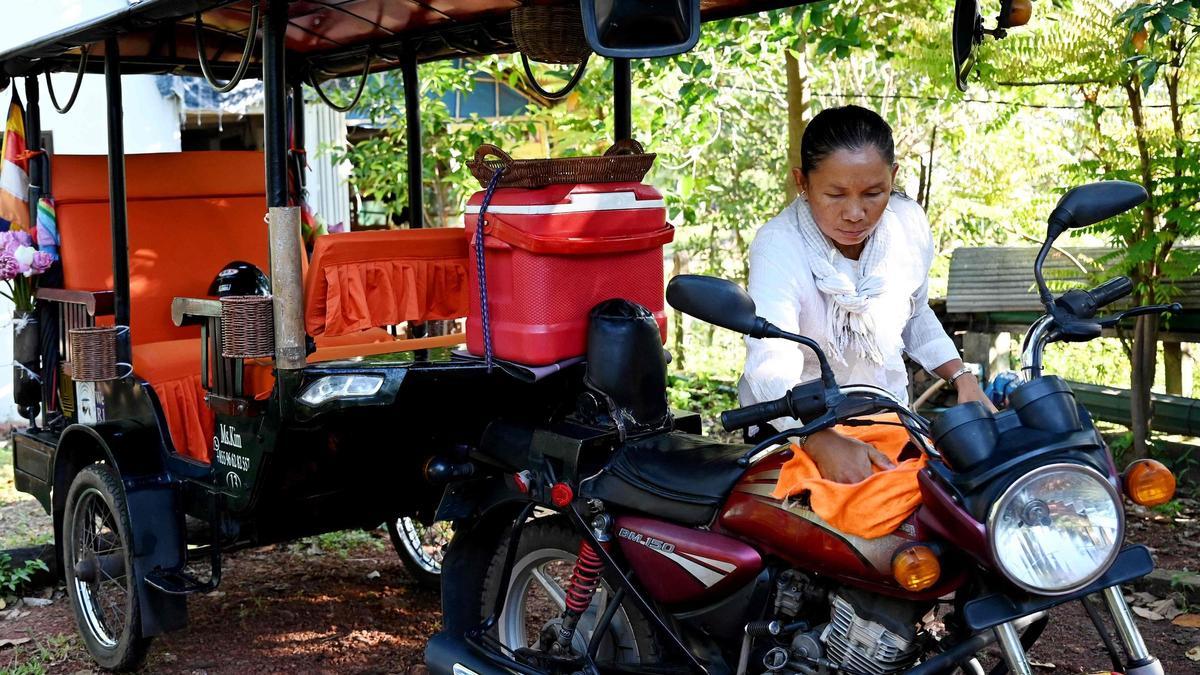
551,538,609,652
564,541,606,614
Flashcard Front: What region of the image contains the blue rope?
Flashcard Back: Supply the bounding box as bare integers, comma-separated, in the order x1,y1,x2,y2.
475,167,506,372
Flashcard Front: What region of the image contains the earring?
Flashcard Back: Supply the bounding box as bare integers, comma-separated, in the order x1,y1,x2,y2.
800,190,808,201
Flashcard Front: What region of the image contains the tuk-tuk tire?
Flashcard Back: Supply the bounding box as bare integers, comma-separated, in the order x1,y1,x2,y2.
62,463,152,672
387,516,447,590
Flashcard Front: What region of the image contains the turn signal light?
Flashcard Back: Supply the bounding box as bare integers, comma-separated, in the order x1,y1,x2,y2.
892,545,941,592
551,482,574,507
1001,0,1033,28
1123,459,1176,507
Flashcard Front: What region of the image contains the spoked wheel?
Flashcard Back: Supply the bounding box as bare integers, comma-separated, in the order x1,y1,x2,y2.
480,518,659,668
387,516,453,589
62,464,150,671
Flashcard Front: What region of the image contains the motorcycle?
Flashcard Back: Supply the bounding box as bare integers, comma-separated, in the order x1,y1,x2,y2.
426,180,1180,675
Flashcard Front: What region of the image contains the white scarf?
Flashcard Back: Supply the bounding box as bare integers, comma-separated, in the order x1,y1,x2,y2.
788,196,893,366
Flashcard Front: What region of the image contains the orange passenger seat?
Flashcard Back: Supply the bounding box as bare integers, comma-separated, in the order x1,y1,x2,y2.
51,152,469,464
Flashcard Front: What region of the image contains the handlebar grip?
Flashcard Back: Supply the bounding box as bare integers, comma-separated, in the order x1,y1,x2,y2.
721,396,793,432
1089,276,1134,310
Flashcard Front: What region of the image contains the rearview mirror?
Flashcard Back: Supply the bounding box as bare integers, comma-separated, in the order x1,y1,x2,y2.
666,275,759,336
953,0,982,92
1048,181,1148,232
580,0,701,58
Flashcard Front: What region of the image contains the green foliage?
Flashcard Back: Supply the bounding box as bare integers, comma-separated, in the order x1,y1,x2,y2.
0,553,48,594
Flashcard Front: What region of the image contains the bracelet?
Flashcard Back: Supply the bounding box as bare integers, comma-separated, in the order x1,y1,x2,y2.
946,366,973,386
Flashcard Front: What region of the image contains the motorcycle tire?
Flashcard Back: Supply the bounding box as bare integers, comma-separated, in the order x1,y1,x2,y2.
62,463,151,672
480,517,661,666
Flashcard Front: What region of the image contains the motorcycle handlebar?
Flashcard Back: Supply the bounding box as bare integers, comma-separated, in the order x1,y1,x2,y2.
720,380,829,432
720,397,793,432
1089,276,1135,311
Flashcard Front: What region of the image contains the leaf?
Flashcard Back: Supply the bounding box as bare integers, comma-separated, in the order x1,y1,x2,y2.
1164,3,1192,21
1131,605,1165,621
1151,12,1172,35
0,638,30,649
1172,613,1200,628
1188,645,1200,661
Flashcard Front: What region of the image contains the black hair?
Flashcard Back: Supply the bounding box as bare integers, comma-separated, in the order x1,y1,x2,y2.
800,105,895,174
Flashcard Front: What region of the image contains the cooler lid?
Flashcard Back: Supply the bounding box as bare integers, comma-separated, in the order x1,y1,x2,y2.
465,182,664,214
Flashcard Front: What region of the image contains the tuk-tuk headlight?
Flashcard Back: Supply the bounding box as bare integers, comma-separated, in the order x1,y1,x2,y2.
988,463,1123,595
299,374,383,405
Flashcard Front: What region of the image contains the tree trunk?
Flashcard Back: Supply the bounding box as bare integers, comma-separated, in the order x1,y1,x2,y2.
784,48,806,201
1129,315,1159,459
672,249,686,369
1123,78,1159,460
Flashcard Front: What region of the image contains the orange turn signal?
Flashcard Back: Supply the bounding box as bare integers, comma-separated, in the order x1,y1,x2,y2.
892,545,941,592
1123,459,1176,507
1006,0,1033,27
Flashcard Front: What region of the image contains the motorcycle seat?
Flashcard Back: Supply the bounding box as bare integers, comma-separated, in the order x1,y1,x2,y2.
581,432,750,526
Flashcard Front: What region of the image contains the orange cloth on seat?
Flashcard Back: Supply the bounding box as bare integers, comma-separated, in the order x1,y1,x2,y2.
772,415,926,540
304,229,470,337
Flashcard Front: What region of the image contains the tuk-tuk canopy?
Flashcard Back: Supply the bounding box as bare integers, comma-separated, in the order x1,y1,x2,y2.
0,0,812,81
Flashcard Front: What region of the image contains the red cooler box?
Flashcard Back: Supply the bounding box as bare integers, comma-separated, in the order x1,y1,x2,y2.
464,182,674,366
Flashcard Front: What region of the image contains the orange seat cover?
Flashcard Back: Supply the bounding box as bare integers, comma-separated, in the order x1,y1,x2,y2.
53,152,269,346
772,415,927,540
304,228,470,337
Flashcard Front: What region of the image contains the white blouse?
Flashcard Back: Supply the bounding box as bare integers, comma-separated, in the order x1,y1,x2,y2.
738,194,959,430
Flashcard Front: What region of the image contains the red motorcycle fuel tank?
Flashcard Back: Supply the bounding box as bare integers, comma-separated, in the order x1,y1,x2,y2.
717,451,961,600
614,515,762,607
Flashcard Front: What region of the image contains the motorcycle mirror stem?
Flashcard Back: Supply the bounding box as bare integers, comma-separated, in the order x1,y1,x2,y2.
666,274,840,392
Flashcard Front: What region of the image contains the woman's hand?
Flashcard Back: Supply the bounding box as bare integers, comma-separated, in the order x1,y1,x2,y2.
955,375,998,412
801,429,895,484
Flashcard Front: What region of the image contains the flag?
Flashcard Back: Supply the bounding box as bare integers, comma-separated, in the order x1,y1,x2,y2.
0,92,29,232
36,195,59,261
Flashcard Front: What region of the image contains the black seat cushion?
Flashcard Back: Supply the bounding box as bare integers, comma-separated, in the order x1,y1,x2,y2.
581,432,751,526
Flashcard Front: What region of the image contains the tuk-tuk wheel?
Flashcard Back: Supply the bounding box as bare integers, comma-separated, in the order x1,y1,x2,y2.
387,516,452,590
62,464,151,671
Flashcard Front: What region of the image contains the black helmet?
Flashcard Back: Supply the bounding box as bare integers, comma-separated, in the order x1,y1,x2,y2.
208,260,270,297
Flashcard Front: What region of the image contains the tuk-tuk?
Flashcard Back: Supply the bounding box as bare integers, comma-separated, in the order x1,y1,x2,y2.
0,0,818,670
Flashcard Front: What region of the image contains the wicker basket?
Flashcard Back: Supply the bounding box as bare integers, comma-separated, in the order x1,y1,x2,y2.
220,295,275,359
468,140,656,189
512,5,591,65
69,326,128,381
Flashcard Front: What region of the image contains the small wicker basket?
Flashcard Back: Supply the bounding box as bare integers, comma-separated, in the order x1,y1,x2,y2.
69,326,129,381
467,139,656,189
220,295,275,359
511,5,591,65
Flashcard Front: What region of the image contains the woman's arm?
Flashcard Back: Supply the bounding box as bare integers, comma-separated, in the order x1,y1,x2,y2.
742,229,809,431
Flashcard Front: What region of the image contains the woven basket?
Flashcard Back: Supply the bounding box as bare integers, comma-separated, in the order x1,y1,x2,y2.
468,139,656,189
220,295,275,359
69,326,126,381
512,5,591,65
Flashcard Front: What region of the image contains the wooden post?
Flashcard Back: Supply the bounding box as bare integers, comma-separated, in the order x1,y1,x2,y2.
1164,341,1189,396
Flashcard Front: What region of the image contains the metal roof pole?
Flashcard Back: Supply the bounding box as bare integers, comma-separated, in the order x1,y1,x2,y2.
400,49,427,353
264,0,306,371
23,77,42,227
614,58,631,143
104,37,132,363
401,49,422,229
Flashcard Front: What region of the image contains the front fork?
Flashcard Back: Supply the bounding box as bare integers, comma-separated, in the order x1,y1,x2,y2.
993,585,1162,675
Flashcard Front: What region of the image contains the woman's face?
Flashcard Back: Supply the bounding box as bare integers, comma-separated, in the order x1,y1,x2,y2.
793,147,898,250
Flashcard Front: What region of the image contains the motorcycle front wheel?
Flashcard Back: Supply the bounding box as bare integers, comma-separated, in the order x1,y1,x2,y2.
480,517,660,666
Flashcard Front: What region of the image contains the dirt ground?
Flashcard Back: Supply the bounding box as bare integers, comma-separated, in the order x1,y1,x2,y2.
1,459,1199,673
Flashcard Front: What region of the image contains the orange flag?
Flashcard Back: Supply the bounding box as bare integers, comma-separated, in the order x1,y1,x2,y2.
0,93,29,231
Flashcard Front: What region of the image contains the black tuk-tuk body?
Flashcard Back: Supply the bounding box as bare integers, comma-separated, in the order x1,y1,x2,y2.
0,0,804,669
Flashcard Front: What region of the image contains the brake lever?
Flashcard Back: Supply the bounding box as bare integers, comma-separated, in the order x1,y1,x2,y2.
1097,302,1182,328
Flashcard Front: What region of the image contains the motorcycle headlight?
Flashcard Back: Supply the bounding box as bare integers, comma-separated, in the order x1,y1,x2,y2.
988,463,1123,595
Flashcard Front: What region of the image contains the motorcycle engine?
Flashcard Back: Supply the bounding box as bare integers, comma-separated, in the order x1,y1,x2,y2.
817,592,922,675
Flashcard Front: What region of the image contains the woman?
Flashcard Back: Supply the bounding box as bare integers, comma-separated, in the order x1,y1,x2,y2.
740,105,993,484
